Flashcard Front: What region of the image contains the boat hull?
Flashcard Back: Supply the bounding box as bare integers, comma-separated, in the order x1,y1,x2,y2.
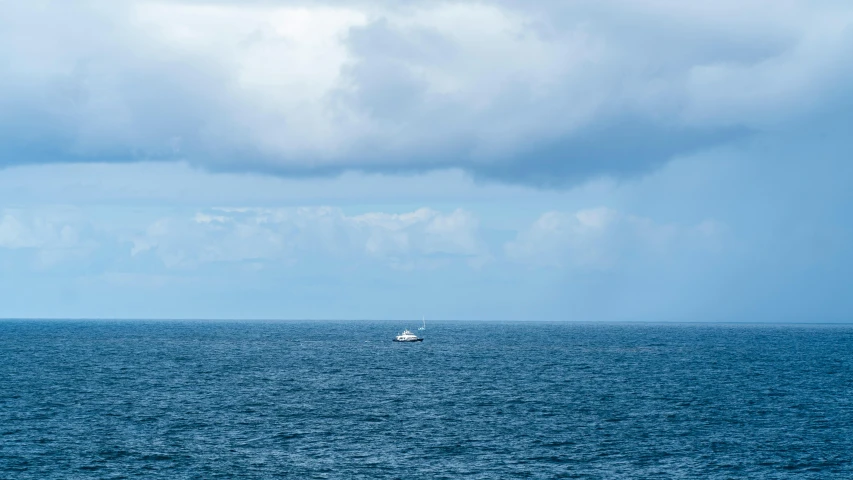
393,338,423,342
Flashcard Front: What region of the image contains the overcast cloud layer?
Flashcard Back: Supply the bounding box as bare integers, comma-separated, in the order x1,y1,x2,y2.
3,0,853,185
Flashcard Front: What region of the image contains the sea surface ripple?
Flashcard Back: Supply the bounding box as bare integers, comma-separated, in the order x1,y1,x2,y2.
2,321,853,478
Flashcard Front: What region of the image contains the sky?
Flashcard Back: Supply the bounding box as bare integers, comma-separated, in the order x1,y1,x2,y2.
1,0,851,321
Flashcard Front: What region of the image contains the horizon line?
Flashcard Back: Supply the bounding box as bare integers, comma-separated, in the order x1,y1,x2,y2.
1,317,852,325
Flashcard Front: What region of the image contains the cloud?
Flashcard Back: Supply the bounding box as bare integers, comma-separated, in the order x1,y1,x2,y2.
1,1,851,186
505,207,725,268
0,208,97,268
0,203,490,277
130,206,488,269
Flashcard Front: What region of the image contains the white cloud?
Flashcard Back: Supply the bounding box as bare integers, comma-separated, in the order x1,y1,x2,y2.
351,208,481,257
505,207,725,268
0,209,78,249
0,208,96,267
0,214,38,249
130,206,488,269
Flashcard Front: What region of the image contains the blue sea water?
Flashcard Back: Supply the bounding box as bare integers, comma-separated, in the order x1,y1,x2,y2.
2,321,853,479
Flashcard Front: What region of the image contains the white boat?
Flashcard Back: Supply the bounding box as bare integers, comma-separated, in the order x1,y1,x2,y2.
393,329,423,342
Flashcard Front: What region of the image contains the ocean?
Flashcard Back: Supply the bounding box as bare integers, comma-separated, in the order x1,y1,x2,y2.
2,320,852,478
